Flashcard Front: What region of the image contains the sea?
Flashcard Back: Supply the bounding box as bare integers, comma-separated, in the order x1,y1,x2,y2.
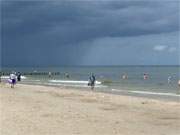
1,66,180,101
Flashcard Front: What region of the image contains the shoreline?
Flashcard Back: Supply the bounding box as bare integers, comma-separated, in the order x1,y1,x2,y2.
14,82,180,102
1,83,180,135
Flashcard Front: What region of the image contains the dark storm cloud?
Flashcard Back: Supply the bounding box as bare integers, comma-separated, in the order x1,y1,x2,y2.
1,0,179,66
2,1,179,43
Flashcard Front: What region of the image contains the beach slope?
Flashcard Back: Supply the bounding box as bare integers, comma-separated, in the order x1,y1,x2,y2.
0,84,180,135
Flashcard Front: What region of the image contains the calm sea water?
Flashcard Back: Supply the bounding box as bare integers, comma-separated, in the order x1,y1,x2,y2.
1,66,180,100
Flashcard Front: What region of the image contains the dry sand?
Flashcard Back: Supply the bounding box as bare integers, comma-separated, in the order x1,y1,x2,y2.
0,83,180,135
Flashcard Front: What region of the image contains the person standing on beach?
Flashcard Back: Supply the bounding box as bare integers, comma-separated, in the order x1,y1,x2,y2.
17,72,22,82
0,72,1,83
89,73,96,90
9,72,16,88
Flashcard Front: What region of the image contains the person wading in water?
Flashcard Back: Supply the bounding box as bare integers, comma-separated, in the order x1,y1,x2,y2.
88,73,96,90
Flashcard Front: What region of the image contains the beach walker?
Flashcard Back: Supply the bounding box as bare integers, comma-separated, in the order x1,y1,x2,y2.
8,78,16,88
8,73,17,88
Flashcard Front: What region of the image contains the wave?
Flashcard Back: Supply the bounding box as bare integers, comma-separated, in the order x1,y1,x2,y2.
23,79,41,82
46,83,106,88
101,80,113,84
1,76,27,79
112,89,180,97
49,80,102,85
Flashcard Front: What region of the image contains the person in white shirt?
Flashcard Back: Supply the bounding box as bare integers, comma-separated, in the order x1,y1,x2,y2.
9,73,16,88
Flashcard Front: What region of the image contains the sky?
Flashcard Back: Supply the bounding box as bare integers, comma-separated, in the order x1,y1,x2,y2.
1,0,180,67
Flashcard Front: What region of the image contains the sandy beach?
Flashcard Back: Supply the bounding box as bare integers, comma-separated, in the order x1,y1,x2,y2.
0,83,180,135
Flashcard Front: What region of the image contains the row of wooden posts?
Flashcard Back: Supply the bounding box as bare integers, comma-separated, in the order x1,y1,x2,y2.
0,72,61,76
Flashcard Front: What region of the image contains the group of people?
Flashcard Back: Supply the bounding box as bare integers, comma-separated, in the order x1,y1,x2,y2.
8,72,22,88
121,73,176,84
122,73,149,80
48,72,70,78
2,71,180,89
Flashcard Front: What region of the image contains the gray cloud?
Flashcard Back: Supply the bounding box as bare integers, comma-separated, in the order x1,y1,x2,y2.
1,0,179,66
2,1,179,39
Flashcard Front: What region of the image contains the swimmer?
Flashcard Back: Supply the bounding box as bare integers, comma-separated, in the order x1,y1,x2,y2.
48,72,52,78
122,74,128,79
178,80,180,87
65,72,70,78
168,76,172,84
143,73,148,80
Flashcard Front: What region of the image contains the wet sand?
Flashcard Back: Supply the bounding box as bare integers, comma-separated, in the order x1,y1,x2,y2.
0,83,180,135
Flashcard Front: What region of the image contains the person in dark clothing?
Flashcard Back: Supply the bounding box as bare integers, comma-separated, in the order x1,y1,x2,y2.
88,73,96,90
65,72,70,78
17,72,21,82
0,72,1,83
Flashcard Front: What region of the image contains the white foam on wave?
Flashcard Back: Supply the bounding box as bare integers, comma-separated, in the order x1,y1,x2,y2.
33,80,41,82
49,80,101,85
46,83,107,88
20,76,26,79
112,89,180,97
1,76,27,79
24,79,41,82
